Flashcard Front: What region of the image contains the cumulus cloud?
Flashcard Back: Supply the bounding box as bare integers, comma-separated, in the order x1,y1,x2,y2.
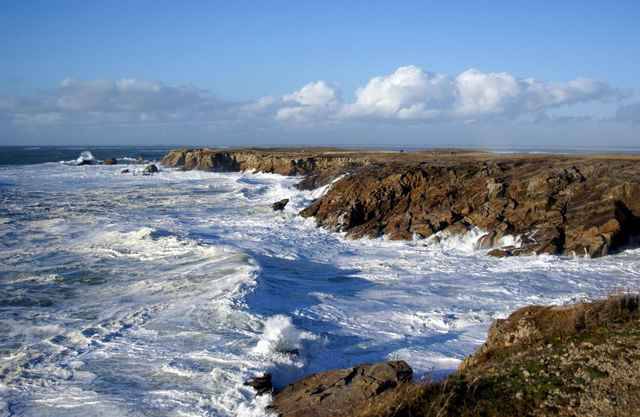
340,66,623,121
276,81,340,122
0,67,629,131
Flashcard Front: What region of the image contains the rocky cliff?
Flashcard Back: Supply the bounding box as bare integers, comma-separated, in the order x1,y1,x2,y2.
301,157,640,257
161,148,374,189
161,148,640,257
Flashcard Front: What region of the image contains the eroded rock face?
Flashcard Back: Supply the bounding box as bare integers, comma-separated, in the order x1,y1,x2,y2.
272,361,412,417
301,158,640,257
462,294,640,371
161,148,369,189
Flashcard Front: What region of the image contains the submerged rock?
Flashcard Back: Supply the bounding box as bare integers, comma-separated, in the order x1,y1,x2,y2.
244,373,273,396
142,164,159,175
272,361,412,417
76,151,96,165
272,198,289,211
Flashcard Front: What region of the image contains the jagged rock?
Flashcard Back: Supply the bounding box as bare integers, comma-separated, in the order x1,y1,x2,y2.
244,373,273,396
103,158,118,165
272,199,289,211
302,159,640,258
272,361,412,417
143,164,159,175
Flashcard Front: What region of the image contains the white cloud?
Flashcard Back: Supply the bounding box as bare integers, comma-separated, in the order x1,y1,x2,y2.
454,69,520,116
340,66,622,122
342,66,453,120
276,81,340,123
1,78,238,126
0,68,628,131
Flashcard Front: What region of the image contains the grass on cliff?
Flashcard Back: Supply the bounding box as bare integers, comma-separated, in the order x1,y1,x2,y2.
357,294,640,417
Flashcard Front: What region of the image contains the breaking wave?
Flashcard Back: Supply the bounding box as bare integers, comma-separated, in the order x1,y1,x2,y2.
1,159,639,416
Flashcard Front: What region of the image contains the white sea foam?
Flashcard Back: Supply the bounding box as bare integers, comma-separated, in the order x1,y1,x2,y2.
254,315,316,356
1,162,640,416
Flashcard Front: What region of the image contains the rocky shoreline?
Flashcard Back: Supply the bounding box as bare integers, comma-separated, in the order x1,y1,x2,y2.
160,148,640,416
271,295,640,417
161,147,640,258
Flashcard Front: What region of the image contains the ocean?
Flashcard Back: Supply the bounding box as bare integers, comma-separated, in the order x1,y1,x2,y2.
1,146,640,417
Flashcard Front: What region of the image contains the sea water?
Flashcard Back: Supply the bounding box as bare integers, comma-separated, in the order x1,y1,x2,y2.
1,147,640,416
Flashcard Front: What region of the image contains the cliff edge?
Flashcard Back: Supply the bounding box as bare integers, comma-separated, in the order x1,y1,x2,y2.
161,148,640,257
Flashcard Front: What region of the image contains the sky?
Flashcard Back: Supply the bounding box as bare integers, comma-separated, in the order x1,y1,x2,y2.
1,0,639,148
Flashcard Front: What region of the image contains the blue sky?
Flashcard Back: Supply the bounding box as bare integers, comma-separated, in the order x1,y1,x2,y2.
1,1,639,147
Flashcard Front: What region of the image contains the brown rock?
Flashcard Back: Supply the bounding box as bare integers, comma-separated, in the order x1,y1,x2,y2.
302,158,640,258
103,158,118,165
160,148,372,189
272,361,412,417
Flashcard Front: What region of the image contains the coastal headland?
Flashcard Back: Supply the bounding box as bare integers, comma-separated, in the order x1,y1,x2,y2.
162,147,640,258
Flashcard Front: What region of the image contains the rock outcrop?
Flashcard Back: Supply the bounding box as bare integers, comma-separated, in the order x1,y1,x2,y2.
461,294,640,371
290,295,640,417
161,148,373,189
301,157,640,257
272,361,412,417
161,148,640,258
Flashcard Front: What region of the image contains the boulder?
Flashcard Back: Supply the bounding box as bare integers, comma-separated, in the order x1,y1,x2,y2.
244,373,273,396
143,164,159,175
272,361,412,417
120,168,130,174
272,199,289,211
103,158,118,165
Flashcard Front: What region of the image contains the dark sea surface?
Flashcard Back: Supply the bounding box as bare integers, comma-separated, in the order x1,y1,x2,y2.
0,146,175,166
